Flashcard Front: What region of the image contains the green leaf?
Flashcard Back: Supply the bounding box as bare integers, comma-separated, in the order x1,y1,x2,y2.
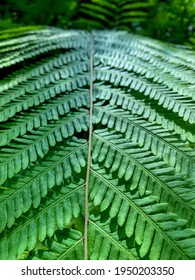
0,27,195,260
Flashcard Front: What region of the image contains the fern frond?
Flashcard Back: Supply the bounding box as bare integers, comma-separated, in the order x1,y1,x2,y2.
0,61,89,107
27,229,84,260
72,0,152,30
0,111,89,184
95,68,195,124
92,129,195,224
0,30,89,69
0,26,43,42
94,85,195,142
0,50,88,97
0,92,89,146
97,52,195,99
0,137,87,232
0,75,89,122
88,215,138,260
94,105,195,176
89,165,195,259
0,28,195,260
0,179,85,259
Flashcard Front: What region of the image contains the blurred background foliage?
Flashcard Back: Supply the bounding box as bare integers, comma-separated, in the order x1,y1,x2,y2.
0,0,195,47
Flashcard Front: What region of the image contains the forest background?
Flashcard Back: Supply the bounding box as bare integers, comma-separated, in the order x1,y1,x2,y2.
0,0,195,47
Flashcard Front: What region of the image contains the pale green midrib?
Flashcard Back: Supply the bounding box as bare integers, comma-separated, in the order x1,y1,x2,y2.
0,111,89,170
89,219,137,260
57,238,84,260
91,169,188,259
93,133,195,218
0,142,87,206
84,32,94,260
0,184,85,243
94,106,195,165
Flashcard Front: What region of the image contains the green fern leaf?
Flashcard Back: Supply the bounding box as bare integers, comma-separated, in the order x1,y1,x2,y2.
0,179,85,259
28,229,84,260
0,137,87,232
0,27,194,260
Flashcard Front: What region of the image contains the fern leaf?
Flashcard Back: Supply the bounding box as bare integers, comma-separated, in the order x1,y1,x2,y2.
0,28,195,260
95,85,195,143
0,91,89,146
0,30,89,69
0,75,89,122
0,49,88,97
94,106,195,177
0,112,89,184
27,229,84,260
0,180,85,259
0,137,87,232
92,130,195,224
72,0,152,30
88,215,138,260
95,68,195,124
89,165,195,259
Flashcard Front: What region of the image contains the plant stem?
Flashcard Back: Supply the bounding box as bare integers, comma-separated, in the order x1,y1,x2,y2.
84,32,94,260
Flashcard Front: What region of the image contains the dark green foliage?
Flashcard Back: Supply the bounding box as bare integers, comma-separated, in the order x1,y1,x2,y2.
0,0,78,27
0,0,194,46
147,0,195,44
70,0,153,30
0,27,195,260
